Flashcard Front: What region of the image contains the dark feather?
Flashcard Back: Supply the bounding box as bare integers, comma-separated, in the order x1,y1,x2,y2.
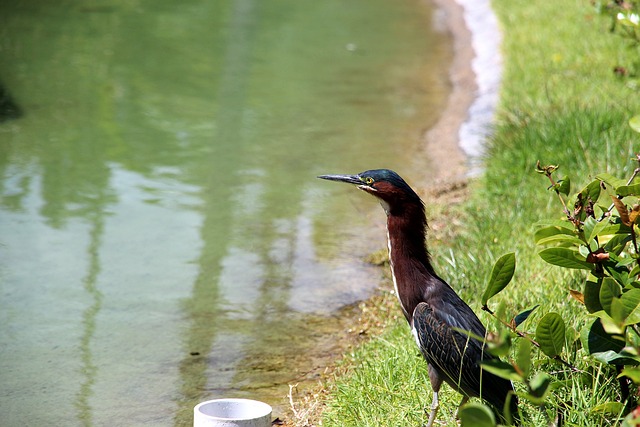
413,302,518,422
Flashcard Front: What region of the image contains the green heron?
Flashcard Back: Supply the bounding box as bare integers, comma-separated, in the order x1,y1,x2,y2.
318,169,519,426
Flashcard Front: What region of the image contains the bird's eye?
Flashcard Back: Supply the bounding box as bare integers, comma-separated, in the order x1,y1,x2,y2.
365,177,374,185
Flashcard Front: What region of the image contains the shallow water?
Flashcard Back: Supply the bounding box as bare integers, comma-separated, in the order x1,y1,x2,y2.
0,0,453,425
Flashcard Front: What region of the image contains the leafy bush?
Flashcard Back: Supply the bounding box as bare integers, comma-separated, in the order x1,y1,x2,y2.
470,124,640,426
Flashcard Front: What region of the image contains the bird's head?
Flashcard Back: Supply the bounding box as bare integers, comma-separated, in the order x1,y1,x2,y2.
318,169,422,215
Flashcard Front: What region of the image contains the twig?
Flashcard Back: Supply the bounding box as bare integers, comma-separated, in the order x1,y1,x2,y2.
600,156,640,220
537,162,575,223
482,305,580,372
482,305,540,346
288,383,300,420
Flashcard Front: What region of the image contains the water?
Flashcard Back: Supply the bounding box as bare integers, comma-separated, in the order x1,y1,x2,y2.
0,0,453,425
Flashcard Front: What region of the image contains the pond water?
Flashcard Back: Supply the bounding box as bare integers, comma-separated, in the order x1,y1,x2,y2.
0,0,453,425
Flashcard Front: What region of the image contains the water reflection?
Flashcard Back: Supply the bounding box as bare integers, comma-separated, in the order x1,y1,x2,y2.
75,213,104,427
0,0,452,425
0,83,22,122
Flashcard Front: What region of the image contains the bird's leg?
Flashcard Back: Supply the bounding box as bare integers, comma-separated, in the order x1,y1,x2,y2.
425,391,439,427
425,366,443,427
455,396,469,419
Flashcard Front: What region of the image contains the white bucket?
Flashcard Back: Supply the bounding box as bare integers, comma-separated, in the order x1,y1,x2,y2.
193,398,272,427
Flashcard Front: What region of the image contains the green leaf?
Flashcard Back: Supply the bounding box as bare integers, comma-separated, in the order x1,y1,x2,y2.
580,318,625,354
482,359,521,382
536,313,565,358
611,297,627,326
604,224,633,236
598,220,632,236
583,216,598,244
481,253,516,305
597,173,628,190
534,226,582,246
558,175,571,196
618,367,640,383
630,115,640,134
514,305,539,328
534,219,575,230
600,311,625,335
579,179,602,204
536,234,584,247
525,372,552,405
459,402,496,427
538,247,593,270
584,280,603,313
621,289,640,325
588,217,616,243
617,183,640,197
604,233,632,255
617,256,637,267
516,339,532,379
593,349,640,365
486,329,512,358
600,278,622,315
534,225,575,243
607,263,632,288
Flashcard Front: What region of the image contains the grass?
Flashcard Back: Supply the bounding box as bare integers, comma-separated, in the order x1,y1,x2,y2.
305,0,640,426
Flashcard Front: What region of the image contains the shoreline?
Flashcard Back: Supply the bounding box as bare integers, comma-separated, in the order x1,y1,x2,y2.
425,0,502,185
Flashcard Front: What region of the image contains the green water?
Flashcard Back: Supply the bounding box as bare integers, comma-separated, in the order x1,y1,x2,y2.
0,0,453,425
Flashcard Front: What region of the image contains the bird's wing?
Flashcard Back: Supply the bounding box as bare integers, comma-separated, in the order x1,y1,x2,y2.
412,301,511,404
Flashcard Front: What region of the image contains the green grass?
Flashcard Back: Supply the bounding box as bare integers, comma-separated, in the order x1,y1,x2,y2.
316,0,640,426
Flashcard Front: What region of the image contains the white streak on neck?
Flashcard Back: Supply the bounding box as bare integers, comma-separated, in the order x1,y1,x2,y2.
379,199,390,215
387,229,400,304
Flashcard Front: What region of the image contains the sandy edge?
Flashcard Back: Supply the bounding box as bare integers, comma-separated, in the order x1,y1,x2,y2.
425,0,502,185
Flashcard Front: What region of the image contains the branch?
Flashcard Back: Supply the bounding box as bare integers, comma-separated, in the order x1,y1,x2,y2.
482,305,580,372
536,161,577,225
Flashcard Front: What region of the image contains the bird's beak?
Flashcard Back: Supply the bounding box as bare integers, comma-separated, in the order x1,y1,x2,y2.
317,174,363,186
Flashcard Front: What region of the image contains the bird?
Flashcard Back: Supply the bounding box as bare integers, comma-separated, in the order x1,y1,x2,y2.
318,169,519,426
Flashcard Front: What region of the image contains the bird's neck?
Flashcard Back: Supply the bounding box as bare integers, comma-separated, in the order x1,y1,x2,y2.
385,203,436,322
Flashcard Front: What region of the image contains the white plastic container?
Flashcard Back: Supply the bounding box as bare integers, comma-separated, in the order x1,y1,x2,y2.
194,398,272,427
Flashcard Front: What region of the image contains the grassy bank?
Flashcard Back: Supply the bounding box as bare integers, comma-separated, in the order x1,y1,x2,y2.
305,0,640,426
